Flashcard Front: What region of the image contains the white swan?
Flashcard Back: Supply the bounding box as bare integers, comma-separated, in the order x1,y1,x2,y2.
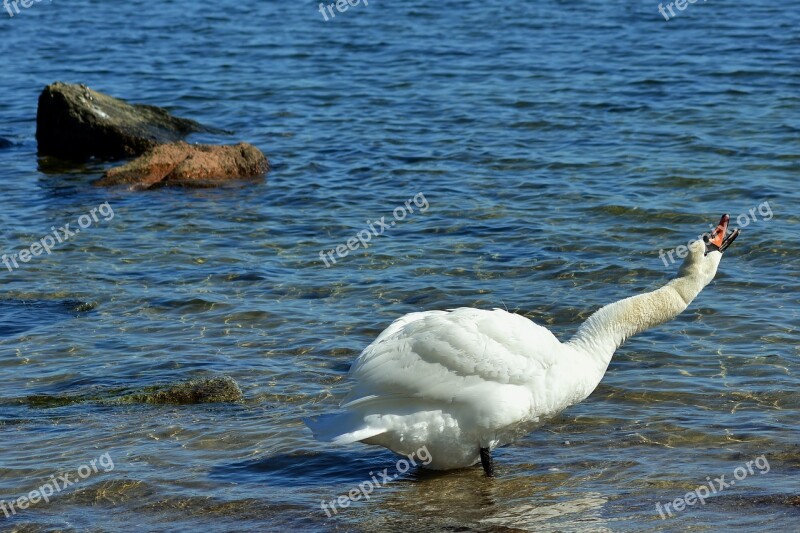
305,214,740,476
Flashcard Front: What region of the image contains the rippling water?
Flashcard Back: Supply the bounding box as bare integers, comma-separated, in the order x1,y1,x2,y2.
0,0,798,531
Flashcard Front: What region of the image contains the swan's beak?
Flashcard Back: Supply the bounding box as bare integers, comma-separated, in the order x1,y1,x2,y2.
704,214,740,254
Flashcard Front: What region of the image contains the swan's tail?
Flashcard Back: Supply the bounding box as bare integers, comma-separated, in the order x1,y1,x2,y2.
304,412,386,445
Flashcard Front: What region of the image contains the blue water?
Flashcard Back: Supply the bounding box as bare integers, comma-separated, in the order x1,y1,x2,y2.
0,1,798,531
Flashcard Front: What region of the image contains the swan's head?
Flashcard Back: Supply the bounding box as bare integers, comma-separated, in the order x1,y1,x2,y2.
678,214,740,284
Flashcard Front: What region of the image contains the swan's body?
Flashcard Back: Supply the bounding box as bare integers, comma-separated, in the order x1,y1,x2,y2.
306,216,740,473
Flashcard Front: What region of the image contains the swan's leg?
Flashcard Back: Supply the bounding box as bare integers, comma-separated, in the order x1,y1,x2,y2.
479,447,494,477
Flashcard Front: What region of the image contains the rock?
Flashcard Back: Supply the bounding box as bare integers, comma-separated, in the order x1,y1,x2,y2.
36,82,216,160
20,376,244,407
0,137,12,149
127,376,244,405
0,298,96,339
95,141,269,189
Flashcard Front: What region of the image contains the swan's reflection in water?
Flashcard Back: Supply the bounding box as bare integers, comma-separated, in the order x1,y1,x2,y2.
337,466,611,532
480,492,610,532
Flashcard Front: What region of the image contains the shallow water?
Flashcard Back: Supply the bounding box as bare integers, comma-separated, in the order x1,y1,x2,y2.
0,0,798,531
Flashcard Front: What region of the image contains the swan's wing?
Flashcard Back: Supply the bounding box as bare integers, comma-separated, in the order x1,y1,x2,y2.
342,307,564,405
369,310,448,344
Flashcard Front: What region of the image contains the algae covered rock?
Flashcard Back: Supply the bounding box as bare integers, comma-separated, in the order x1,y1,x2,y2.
126,376,244,405
20,375,243,407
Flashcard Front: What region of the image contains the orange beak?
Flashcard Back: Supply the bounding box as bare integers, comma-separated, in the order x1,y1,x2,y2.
704,214,740,254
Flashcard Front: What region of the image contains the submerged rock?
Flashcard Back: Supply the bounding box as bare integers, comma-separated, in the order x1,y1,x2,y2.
19,376,243,407
96,141,269,189
36,82,215,160
126,376,244,404
0,298,96,339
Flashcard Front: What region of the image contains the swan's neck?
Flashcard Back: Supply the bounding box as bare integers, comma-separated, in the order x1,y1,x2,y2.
566,273,708,373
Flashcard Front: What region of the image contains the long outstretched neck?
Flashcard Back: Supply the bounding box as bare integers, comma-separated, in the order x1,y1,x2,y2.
566,268,709,373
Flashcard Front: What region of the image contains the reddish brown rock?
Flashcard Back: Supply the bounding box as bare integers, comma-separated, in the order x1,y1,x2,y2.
96,141,269,189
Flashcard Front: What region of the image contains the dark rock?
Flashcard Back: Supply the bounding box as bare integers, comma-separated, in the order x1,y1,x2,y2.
0,137,12,149
19,376,244,407
126,376,244,404
36,82,216,160
95,141,269,189
0,298,96,339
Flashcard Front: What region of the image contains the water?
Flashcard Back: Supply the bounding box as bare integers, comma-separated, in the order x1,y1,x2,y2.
1,0,798,531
